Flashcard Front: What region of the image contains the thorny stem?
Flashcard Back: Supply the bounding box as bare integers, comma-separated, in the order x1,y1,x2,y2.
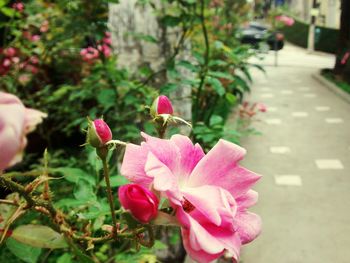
102,157,118,240
0,176,95,262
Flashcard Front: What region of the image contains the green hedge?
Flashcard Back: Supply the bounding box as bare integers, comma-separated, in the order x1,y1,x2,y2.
280,18,339,54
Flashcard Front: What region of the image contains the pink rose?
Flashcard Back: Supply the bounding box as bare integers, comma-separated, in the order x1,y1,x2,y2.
3,47,16,57
257,102,267,112
31,35,41,42
151,95,174,116
0,92,47,171
87,119,112,148
121,133,261,262
275,15,295,27
12,2,24,12
118,184,159,223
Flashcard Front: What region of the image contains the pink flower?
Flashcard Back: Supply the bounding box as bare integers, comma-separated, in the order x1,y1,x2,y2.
11,57,20,64
3,58,11,67
31,35,41,42
118,184,159,223
80,47,99,62
275,15,295,26
151,95,174,116
3,47,16,57
103,37,112,46
40,20,49,33
0,92,47,171
257,103,267,112
30,56,39,65
87,119,112,148
121,133,261,262
98,45,112,58
341,52,350,65
12,2,24,12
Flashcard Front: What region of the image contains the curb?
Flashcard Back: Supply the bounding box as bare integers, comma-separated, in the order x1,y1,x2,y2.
312,73,350,104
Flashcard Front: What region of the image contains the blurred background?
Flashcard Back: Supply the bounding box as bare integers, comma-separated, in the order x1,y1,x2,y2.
0,0,349,262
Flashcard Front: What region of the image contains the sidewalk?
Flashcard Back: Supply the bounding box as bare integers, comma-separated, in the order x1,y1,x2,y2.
238,44,350,263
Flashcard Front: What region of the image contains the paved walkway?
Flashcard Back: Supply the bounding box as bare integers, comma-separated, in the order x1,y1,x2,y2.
238,44,350,263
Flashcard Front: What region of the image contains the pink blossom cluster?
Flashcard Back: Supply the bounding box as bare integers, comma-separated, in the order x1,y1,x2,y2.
275,15,295,27
0,47,40,77
23,30,41,42
239,101,267,118
80,32,112,63
12,2,24,12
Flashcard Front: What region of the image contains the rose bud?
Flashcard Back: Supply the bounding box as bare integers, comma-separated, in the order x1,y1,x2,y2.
118,184,159,224
151,95,173,117
257,102,267,112
87,119,112,148
3,47,16,57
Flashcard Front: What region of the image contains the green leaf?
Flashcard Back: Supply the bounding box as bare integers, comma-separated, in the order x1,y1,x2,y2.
206,77,225,96
100,175,128,187
209,115,224,126
177,60,198,72
1,7,15,17
57,253,73,263
208,70,234,80
11,225,68,249
153,240,168,250
160,83,178,94
225,93,237,105
97,89,115,110
0,0,10,8
160,15,181,27
6,238,41,263
74,179,96,202
52,167,95,185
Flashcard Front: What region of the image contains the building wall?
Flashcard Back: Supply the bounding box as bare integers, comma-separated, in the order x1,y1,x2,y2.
288,0,340,29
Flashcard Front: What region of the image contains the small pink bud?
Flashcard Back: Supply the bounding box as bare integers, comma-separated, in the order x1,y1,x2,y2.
11,57,20,64
12,2,24,12
103,37,112,46
3,47,16,57
87,119,112,148
3,58,11,67
31,35,41,42
257,103,267,112
118,184,159,224
151,95,174,117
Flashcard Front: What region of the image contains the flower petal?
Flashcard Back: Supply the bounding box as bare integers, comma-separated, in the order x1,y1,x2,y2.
182,185,236,226
120,143,153,187
189,139,261,197
141,132,179,173
144,152,177,192
182,228,224,263
236,190,259,211
233,211,262,244
170,134,204,180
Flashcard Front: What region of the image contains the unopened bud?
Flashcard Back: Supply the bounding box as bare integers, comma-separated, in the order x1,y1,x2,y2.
151,95,173,117
87,119,112,148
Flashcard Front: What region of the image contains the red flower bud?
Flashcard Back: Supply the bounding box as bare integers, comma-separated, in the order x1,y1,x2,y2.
87,119,112,148
151,95,173,117
118,184,159,223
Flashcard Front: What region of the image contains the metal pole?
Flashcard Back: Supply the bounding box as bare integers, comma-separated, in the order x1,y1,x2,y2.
307,0,318,52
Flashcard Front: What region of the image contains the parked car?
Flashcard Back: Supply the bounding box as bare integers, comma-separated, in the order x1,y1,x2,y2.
239,22,284,50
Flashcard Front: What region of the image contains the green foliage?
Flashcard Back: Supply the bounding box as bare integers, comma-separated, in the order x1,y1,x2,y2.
6,238,42,263
11,225,67,249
